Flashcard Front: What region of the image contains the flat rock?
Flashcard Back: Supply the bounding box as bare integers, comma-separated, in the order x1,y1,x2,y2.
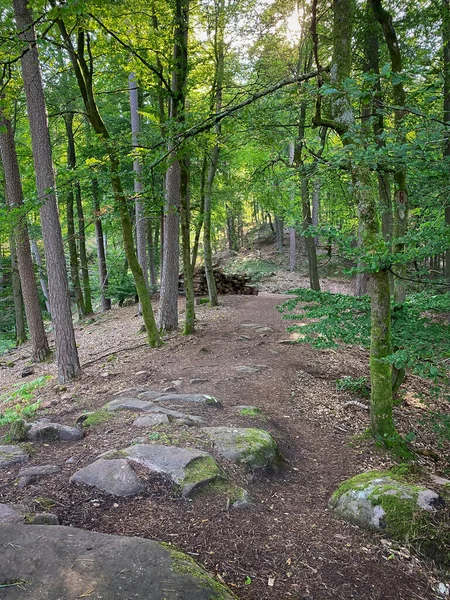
149,407,205,425
18,464,61,489
103,398,157,412
27,423,83,443
255,327,274,333
0,524,235,599
203,427,280,469
0,504,24,524
234,365,260,375
153,394,222,407
123,444,223,497
70,458,146,497
0,445,29,469
133,414,170,428
138,390,169,400
112,387,148,397
190,378,209,384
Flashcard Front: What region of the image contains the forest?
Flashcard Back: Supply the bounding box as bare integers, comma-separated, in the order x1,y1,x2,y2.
0,0,449,598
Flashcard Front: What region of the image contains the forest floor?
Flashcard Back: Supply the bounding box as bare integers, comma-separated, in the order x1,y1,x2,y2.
0,268,449,599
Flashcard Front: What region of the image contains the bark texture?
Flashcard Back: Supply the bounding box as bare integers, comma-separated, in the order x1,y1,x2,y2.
14,0,80,381
0,110,50,361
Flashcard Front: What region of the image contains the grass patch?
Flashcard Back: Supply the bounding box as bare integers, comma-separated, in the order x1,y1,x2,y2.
81,410,114,428
0,375,51,426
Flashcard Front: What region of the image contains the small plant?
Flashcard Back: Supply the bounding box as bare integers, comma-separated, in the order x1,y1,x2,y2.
336,376,369,397
0,375,51,426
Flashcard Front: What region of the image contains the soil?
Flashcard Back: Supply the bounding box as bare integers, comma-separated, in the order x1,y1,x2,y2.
0,289,448,600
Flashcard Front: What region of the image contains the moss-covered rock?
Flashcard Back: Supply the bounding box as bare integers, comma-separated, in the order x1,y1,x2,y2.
9,419,31,442
203,426,281,470
329,470,448,563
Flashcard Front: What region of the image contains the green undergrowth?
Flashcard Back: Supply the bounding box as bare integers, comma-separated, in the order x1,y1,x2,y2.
225,258,277,283
0,375,51,426
239,407,265,418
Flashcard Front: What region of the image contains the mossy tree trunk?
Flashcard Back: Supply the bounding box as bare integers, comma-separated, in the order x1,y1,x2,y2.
443,0,450,283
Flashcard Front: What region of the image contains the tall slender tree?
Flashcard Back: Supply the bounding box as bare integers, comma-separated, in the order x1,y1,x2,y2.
13,0,80,381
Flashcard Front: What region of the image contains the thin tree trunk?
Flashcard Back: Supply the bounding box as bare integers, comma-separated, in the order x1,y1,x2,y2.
92,179,111,311
14,0,80,382
302,178,320,290
204,145,219,306
54,17,159,347
75,181,93,314
275,216,284,253
9,235,26,345
180,158,195,334
147,219,157,287
312,180,320,246
0,110,50,361
64,114,85,318
191,154,207,271
30,239,51,315
129,73,149,292
371,0,407,302
443,0,450,282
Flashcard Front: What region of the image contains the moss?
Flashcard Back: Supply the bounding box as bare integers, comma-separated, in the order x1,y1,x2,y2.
82,410,114,427
180,456,224,487
19,442,35,456
199,480,247,504
9,419,30,442
33,497,55,510
332,470,387,501
235,428,281,469
239,407,264,418
162,543,237,599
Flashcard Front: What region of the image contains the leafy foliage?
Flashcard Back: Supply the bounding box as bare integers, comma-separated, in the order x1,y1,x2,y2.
0,375,51,426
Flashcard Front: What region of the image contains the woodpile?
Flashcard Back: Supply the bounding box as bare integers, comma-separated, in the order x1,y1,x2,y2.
179,267,258,296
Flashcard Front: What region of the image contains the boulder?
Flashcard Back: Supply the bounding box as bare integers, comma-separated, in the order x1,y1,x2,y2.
70,458,146,497
0,445,29,469
0,524,235,600
123,444,224,497
28,423,83,443
0,503,58,525
203,427,280,469
329,471,446,555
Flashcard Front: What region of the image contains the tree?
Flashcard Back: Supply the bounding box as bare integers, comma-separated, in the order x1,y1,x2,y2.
0,107,50,361
13,0,80,381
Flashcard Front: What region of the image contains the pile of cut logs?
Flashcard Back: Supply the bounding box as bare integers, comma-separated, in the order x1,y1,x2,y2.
179,266,258,296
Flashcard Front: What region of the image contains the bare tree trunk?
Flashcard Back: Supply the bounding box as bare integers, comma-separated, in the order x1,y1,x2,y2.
129,73,149,292
443,0,450,282
0,110,50,361
204,145,219,306
30,239,51,315
191,154,207,271
64,114,85,318
75,181,93,314
275,216,284,253
180,158,195,333
302,178,320,290
312,180,320,246
14,0,80,381
158,0,191,332
9,235,26,345
147,219,157,287
159,159,180,330
92,179,111,311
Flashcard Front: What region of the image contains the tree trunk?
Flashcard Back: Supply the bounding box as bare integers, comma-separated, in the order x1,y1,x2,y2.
204,145,219,306
0,109,50,361
191,154,207,271
158,0,190,332
75,181,93,315
129,73,149,293
30,239,51,315
92,179,111,311
9,235,26,345
54,18,159,346
159,160,181,330
371,0,407,302
147,218,158,288
312,180,320,246
14,0,80,382
275,216,284,253
180,158,195,333
443,0,450,282
64,114,85,319
289,227,296,272
302,178,320,290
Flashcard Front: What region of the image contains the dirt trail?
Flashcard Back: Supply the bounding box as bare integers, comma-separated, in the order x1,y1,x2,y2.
0,293,440,599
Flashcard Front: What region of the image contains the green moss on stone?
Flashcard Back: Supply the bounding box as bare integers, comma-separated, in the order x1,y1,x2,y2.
235,428,281,468
332,470,387,501
82,410,114,427
181,455,224,487
162,543,237,599
239,407,264,418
